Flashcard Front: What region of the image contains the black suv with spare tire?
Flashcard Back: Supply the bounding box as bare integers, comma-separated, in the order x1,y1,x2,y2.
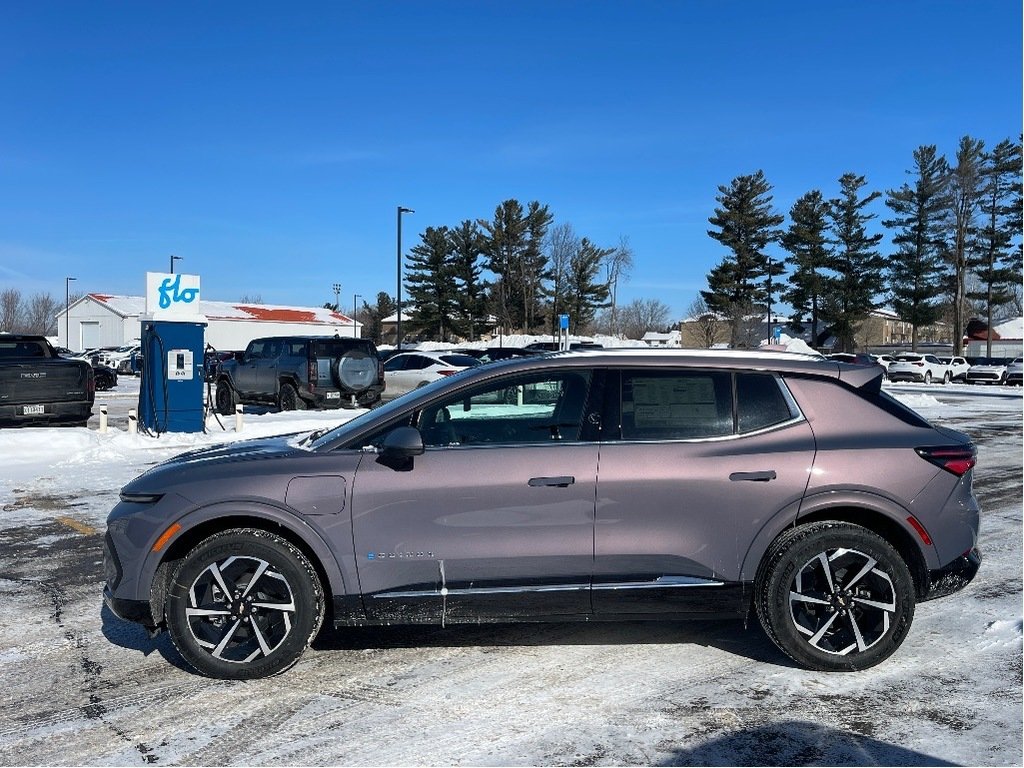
213,335,383,413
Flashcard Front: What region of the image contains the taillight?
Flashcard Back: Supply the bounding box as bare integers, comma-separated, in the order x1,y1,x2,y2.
916,445,977,477
914,361,924,367
308,358,317,392
437,369,457,377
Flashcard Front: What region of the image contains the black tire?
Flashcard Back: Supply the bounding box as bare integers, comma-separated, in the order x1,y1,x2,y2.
924,371,932,384
165,528,325,680
279,382,306,411
755,521,915,672
215,380,238,416
942,371,950,384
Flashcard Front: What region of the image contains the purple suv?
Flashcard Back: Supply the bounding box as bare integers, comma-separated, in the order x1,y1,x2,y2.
103,350,981,679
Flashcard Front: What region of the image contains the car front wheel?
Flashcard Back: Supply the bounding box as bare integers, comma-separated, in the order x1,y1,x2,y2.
215,380,238,416
755,521,915,671
165,529,325,679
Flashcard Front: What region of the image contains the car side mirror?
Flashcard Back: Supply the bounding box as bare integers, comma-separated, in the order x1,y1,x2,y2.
378,426,424,471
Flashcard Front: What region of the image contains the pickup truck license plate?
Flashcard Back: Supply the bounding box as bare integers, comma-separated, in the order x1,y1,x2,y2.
325,391,341,400
23,404,45,415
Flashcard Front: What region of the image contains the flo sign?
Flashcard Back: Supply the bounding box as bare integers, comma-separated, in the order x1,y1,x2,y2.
146,272,203,321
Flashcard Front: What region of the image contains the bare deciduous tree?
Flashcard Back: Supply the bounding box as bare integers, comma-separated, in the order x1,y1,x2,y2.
685,296,723,349
23,292,61,335
1,287,22,332
619,297,671,340
604,236,634,335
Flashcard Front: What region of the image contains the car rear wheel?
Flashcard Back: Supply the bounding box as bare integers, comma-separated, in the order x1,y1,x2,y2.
279,382,306,411
755,521,915,671
165,528,325,680
924,371,932,384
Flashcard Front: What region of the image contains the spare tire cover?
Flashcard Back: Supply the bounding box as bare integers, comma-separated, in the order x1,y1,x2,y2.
332,351,376,392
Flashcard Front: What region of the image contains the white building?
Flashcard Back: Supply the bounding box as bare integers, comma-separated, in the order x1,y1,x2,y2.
56,294,361,351
641,330,682,348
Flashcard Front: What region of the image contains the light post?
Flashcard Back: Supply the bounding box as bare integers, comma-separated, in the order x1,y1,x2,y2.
332,282,342,311
396,206,414,349
65,276,76,349
170,254,182,274
353,294,361,338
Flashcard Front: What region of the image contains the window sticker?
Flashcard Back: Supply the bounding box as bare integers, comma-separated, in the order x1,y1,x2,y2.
629,376,718,428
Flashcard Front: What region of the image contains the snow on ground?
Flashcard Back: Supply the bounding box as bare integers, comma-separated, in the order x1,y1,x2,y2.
0,377,1020,766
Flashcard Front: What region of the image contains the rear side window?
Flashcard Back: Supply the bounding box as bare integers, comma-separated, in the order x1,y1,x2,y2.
620,371,733,440
615,370,799,441
438,354,482,367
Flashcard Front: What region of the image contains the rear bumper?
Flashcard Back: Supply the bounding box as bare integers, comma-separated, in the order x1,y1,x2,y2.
922,547,982,601
0,400,93,425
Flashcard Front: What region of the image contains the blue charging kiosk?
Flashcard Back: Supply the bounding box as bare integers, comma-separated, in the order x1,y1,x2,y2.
138,272,207,434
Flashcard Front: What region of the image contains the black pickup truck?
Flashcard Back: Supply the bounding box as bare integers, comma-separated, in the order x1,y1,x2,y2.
0,335,95,426
212,335,384,414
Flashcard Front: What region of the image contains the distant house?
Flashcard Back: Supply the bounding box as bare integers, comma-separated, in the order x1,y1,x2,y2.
641,330,681,348
964,316,1023,357
55,293,360,351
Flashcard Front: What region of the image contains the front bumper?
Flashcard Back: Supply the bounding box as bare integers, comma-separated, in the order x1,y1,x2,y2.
922,547,982,601
103,586,157,628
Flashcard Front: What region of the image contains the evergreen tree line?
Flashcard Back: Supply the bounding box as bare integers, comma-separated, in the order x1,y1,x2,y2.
398,199,636,342
701,136,1022,354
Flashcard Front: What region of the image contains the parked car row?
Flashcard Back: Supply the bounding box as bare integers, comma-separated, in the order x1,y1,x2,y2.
829,351,1021,386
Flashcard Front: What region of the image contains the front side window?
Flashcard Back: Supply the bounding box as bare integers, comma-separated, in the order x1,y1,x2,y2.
417,370,593,446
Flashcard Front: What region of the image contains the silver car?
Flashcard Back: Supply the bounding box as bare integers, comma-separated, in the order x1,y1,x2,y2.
103,350,981,679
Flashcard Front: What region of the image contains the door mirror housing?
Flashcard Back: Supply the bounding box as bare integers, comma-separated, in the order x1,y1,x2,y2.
381,426,425,460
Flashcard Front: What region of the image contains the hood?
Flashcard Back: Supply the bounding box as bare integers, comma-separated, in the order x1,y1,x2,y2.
161,434,302,469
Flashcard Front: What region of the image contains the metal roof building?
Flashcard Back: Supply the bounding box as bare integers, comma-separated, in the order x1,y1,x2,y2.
56,294,361,352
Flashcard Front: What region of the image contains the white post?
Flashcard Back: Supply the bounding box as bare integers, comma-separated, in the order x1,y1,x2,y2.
127,408,138,435
235,404,243,432
99,404,108,433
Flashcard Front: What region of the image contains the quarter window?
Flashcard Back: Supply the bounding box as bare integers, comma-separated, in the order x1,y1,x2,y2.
736,373,798,433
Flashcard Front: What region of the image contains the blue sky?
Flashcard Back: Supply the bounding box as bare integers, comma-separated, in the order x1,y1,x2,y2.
1,1,1020,322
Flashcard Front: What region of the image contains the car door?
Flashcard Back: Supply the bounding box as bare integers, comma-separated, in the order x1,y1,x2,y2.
233,340,266,397
383,354,424,398
350,368,600,623
592,368,816,615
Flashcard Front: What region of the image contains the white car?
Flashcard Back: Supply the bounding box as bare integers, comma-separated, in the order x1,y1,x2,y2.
939,356,971,382
965,358,1009,385
886,353,950,384
382,351,481,400
1006,357,1023,385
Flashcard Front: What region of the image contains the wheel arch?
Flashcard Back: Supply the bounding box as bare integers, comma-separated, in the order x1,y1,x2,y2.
147,504,348,628
795,505,930,598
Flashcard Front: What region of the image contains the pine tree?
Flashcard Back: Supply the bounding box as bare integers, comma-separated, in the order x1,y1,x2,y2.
944,136,986,355
478,199,552,333
701,170,784,347
449,220,487,340
821,173,886,352
406,226,459,342
563,238,612,332
781,190,830,346
968,138,1023,356
883,147,951,350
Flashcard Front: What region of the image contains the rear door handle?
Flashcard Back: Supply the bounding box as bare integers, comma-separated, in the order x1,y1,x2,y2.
528,476,575,488
729,471,777,482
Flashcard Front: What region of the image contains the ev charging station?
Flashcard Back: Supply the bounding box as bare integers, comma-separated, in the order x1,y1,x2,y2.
138,272,207,434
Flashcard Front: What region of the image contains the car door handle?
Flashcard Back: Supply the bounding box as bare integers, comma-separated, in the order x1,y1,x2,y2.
528,476,575,488
729,470,777,482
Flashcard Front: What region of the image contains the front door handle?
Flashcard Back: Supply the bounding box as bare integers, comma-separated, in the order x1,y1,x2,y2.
528,476,575,488
729,470,777,482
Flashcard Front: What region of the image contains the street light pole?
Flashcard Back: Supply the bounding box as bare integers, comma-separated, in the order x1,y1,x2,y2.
170,254,182,274
396,206,414,349
65,276,76,349
353,294,361,338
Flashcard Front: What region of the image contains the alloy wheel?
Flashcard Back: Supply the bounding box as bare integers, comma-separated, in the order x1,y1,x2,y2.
788,547,897,656
185,555,297,664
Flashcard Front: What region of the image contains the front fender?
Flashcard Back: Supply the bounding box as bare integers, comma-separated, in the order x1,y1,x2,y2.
140,499,348,606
